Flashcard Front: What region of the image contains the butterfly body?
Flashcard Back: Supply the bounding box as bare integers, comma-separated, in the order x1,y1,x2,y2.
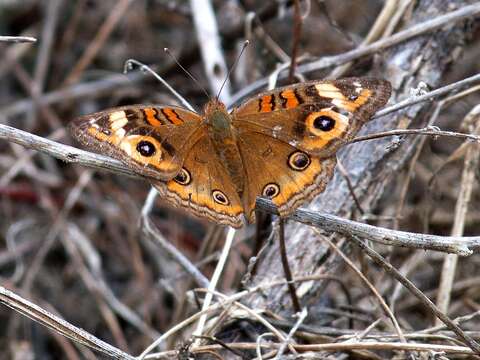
71,78,391,228
204,100,246,194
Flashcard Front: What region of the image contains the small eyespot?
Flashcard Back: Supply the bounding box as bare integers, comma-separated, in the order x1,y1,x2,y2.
136,140,156,157
263,183,280,198
212,190,229,205
288,151,311,171
173,168,191,185
349,94,358,101
313,115,336,132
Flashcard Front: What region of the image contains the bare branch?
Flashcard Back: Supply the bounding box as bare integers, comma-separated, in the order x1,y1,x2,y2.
189,0,231,101
0,123,138,179
255,197,479,256
374,72,480,119
0,35,37,43
0,286,135,360
352,126,480,144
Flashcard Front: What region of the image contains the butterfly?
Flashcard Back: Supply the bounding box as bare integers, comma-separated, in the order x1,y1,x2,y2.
70,78,391,228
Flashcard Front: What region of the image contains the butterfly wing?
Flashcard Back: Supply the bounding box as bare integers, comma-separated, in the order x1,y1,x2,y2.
70,105,204,181
236,132,336,222
232,78,391,158
233,78,391,221
153,135,244,228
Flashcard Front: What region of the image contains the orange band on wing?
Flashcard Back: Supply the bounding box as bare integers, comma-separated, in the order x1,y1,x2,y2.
279,89,300,109
259,95,274,113
144,108,162,126
161,108,184,125
353,89,372,107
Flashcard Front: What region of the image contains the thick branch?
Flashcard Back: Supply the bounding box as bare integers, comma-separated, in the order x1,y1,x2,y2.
256,198,479,256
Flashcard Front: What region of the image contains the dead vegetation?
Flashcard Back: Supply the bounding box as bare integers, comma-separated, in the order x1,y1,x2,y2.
1,0,480,359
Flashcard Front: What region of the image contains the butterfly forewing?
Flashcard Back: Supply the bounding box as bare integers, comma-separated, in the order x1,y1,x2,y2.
70,105,204,181
232,78,391,158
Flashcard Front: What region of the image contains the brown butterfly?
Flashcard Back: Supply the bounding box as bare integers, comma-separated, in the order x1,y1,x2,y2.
70,78,391,228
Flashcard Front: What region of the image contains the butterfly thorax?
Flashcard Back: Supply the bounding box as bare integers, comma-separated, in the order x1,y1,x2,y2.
204,100,245,195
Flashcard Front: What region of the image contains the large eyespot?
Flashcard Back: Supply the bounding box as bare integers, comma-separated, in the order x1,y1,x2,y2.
173,168,191,185
262,183,280,198
136,140,156,157
288,151,311,171
305,109,347,138
313,115,335,132
212,190,229,205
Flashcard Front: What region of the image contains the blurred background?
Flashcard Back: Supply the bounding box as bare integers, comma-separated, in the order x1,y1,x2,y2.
0,0,479,358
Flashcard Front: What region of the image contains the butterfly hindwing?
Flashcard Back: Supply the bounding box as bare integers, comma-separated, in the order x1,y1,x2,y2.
70,105,203,180
153,135,244,228
237,131,337,222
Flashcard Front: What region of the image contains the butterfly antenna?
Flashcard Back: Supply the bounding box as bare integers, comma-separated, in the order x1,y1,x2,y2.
164,48,210,100
216,40,250,101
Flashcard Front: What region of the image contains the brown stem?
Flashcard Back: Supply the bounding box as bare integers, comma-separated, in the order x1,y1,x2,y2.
288,0,302,83
278,219,301,313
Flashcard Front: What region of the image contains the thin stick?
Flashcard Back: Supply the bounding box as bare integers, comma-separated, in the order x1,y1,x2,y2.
288,0,302,83
0,286,135,360
33,0,62,95
193,335,245,358
193,227,236,342
278,219,301,313
314,230,406,343
141,189,210,289
374,73,480,119
350,235,480,354
245,13,290,63
0,35,37,43
148,341,476,357
189,0,231,102
0,123,136,179
352,126,480,144
336,160,365,215
435,115,480,324
255,197,480,256
62,0,134,86
275,307,307,359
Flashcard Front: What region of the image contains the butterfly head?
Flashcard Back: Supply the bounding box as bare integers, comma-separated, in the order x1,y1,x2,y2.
204,98,227,115
204,99,231,130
